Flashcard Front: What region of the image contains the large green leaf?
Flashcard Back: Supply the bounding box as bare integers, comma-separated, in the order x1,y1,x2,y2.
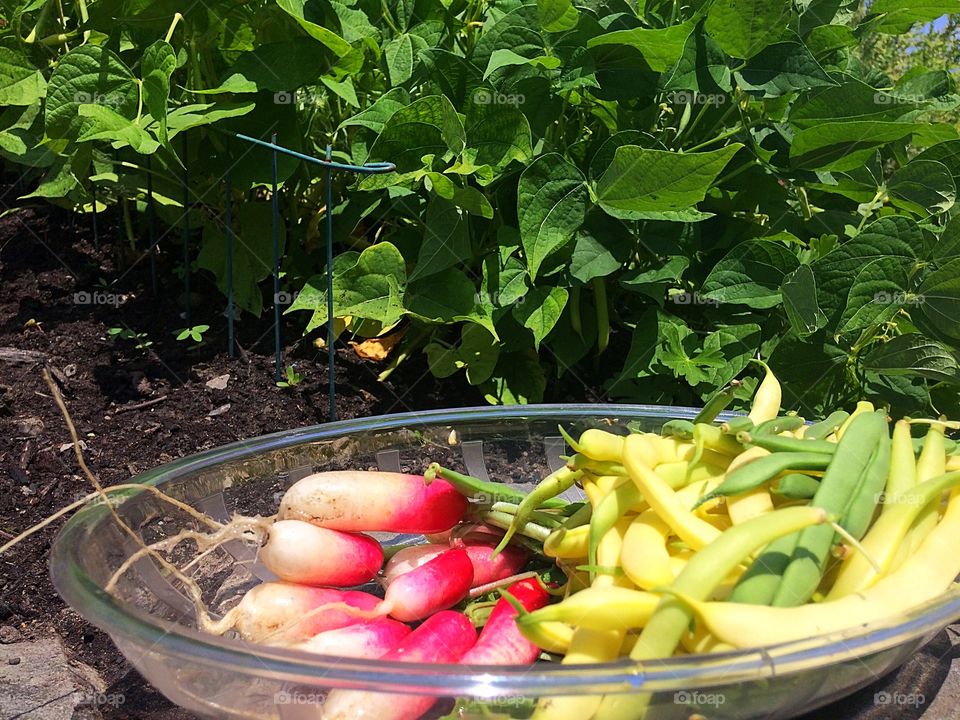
887,159,956,217
517,153,587,279
781,264,826,337
790,122,924,171
736,41,836,97
705,0,792,59
425,325,501,385
661,25,732,93
338,88,410,133
45,46,138,140
0,48,46,106
76,105,160,154
914,140,960,187
863,334,960,382
481,350,546,404
406,268,496,336
409,197,471,281
512,286,568,349
588,21,694,72
869,0,960,34
537,0,579,32
789,80,920,129
811,215,923,329
464,94,533,172
363,95,466,187
224,39,331,91
917,257,960,344
569,211,633,284
141,40,176,144
701,239,800,309
288,242,407,332
276,0,353,56
594,144,741,218
835,256,911,338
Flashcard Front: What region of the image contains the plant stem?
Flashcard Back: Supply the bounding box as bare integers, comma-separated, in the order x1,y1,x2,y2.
684,124,743,153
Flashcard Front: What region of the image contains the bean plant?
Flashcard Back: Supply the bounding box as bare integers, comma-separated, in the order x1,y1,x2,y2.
2,0,959,415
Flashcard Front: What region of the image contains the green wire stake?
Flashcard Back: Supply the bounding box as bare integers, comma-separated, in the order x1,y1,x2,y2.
91,182,99,250
145,155,157,294
181,133,191,327
325,144,335,421
271,132,282,382
225,165,235,359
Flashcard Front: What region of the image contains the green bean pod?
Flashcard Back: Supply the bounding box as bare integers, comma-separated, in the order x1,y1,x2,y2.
693,383,739,425
661,419,695,439
720,416,754,435
691,452,831,509
772,473,821,500
771,411,890,607
737,432,837,455
587,482,641,576
751,415,805,436
804,410,850,440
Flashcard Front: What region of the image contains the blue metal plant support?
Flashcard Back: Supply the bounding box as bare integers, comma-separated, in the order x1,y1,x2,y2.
226,132,395,421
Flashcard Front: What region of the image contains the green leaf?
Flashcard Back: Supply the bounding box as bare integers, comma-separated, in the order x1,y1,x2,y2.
705,0,793,59
338,88,410,133
735,41,836,98
481,253,529,309
661,25,732,93
789,80,920,129
464,93,533,172
620,256,690,300
330,0,380,43
659,323,727,386
481,351,546,404
426,325,501,385
512,286,568,349
44,46,138,140
0,47,46,106
409,197,471,281
888,159,956,217
869,0,960,34
594,144,742,218
569,211,633,284
321,75,360,107
537,0,579,32
917,257,960,344
697,322,763,389
517,153,587,280
790,121,924,171
165,102,255,136
863,334,960,383
223,39,331,92
588,21,694,73
835,257,911,338
811,215,923,329
384,34,415,85
76,105,160,154
289,242,407,332
406,268,495,337
276,0,353,56
363,95,466,187
141,40,175,143
781,264,826,337
932,215,960,265
701,239,800,309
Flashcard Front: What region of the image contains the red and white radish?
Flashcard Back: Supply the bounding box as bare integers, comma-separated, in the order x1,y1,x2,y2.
458,578,549,665
278,471,468,534
321,611,477,720
294,618,410,659
259,520,383,587
384,540,529,589
378,547,473,621
229,582,379,643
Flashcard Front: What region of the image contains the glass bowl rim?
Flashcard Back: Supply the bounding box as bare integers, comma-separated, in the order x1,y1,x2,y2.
49,403,960,696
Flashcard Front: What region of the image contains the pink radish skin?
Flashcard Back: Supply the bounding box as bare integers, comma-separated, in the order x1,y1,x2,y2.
384,541,529,589
294,618,410,659
382,544,445,585
321,611,477,720
278,471,468,533
459,578,550,665
233,582,379,643
460,542,529,588
259,520,383,587
379,548,473,621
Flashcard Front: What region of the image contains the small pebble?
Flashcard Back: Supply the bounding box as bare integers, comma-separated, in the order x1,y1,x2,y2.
0,626,22,643
7,657,20,665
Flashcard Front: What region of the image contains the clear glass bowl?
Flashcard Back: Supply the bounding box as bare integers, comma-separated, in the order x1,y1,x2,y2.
50,405,960,720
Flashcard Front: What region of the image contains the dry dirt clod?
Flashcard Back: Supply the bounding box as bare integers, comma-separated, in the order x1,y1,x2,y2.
205,374,230,390
15,416,44,437
0,626,22,644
